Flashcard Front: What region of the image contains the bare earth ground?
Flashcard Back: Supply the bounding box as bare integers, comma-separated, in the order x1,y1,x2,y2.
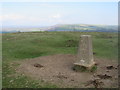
16,54,118,88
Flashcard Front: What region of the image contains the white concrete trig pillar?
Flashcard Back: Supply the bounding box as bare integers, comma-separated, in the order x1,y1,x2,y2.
74,35,95,68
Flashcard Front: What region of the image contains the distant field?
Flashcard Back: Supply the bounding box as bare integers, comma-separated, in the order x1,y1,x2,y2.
2,31,118,88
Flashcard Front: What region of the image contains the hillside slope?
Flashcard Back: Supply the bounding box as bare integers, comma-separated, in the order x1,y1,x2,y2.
46,24,117,32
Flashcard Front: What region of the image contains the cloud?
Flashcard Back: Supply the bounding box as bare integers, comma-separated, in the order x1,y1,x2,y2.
1,14,47,26
1,13,64,27
1,14,57,21
0,14,42,22
0,14,25,21
52,13,61,19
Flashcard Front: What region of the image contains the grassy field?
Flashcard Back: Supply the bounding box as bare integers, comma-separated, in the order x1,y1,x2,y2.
2,31,118,88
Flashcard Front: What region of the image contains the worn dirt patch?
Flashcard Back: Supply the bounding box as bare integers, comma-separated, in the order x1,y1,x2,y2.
16,54,118,88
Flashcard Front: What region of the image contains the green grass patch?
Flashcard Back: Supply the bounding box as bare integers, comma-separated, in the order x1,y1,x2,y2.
73,65,97,72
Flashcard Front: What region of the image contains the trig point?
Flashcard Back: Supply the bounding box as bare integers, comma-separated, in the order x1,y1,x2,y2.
74,35,95,70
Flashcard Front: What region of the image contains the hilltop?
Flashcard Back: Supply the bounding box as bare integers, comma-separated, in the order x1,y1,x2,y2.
46,24,118,32
2,31,118,88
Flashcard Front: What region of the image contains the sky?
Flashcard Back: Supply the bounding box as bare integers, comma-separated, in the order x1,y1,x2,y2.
1,2,118,28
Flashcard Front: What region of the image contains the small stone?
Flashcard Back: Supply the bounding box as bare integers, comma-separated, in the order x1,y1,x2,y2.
114,76,118,79
106,65,114,70
115,67,117,69
106,70,109,72
71,79,74,81
33,63,44,68
10,80,14,82
97,74,112,79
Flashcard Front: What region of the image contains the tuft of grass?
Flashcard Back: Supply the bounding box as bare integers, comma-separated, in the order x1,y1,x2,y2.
73,65,87,72
90,65,97,72
73,65,97,72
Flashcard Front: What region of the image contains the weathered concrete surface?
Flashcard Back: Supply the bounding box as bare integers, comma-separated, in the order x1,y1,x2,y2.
74,35,95,68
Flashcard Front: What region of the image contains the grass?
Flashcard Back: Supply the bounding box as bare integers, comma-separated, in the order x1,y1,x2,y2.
73,65,97,72
2,31,118,88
